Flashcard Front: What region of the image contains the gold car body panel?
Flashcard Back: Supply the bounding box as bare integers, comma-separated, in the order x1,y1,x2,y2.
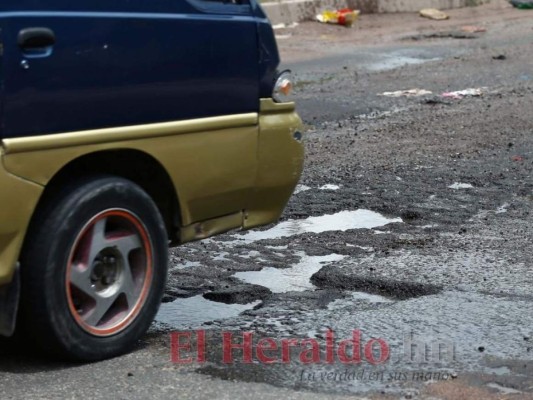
2,113,259,227
0,100,303,285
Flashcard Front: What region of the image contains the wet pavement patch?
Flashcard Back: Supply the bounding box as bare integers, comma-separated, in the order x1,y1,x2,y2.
311,266,442,300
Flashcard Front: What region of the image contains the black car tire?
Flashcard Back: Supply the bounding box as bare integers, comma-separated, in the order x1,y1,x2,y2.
19,176,168,361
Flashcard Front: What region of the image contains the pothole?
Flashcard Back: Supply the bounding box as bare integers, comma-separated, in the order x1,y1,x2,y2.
311,266,442,300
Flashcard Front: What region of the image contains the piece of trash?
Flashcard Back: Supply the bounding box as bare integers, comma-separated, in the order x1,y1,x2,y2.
272,22,299,30
442,88,483,99
461,25,487,33
510,0,533,9
316,8,360,27
419,8,449,20
511,155,524,162
381,89,433,97
492,54,507,60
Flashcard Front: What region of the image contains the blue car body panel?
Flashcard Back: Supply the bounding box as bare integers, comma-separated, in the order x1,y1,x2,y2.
0,0,279,138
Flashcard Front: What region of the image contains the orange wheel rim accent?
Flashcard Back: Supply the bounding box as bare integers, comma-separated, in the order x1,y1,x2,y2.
65,209,153,337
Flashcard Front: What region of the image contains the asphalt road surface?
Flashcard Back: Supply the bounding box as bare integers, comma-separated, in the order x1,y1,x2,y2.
1,1,532,399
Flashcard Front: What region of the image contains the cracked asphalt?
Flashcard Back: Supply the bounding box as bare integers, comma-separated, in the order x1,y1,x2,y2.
1,1,531,399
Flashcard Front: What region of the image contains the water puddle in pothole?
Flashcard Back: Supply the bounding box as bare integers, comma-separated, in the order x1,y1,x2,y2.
234,210,402,243
234,253,345,293
294,184,340,193
294,184,311,194
156,295,260,329
319,184,340,190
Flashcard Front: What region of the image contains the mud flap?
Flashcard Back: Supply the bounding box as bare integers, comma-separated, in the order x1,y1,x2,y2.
0,263,20,337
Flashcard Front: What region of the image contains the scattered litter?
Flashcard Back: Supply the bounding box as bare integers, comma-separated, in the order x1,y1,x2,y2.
442,88,483,99
461,25,487,33
511,155,524,162
492,54,507,60
272,22,299,30
510,0,533,9
275,34,292,40
316,8,360,27
381,88,433,97
449,182,474,189
419,8,449,20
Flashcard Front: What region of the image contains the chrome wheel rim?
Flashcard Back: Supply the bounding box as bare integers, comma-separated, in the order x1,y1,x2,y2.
66,209,153,336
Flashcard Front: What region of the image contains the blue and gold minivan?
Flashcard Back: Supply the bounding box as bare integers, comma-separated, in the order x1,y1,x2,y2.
0,0,303,360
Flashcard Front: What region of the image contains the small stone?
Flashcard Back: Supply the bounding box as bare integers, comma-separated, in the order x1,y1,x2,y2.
478,346,485,352
127,372,134,377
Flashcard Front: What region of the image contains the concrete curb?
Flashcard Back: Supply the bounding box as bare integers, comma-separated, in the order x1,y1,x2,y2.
262,0,492,25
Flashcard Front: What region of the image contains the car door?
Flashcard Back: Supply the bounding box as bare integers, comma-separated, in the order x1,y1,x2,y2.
0,0,260,137
0,0,261,223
